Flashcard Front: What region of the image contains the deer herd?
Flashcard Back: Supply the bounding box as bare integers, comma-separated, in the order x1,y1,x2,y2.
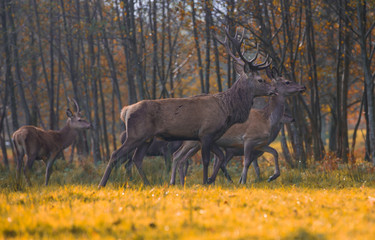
11,26,305,188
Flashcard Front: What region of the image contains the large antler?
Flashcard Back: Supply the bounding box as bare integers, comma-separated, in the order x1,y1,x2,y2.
215,27,245,67
215,26,271,73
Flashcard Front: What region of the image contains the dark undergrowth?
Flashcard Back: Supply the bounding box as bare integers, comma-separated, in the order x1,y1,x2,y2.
1,154,374,192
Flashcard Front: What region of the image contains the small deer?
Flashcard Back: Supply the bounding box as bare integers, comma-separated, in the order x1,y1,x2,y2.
98,26,276,188
170,68,306,185
12,99,92,186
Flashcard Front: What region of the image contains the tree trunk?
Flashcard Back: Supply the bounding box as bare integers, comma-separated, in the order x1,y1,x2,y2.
150,0,158,99
204,0,211,94
339,0,351,162
117,0,137,104
357,0,375,165
305,0,324,161
97,0,123,113
191,0,205,93
9,1,31,126
351,94,364,161
1,0,18,131
49,0,56,129
84,0,101,163
281,125,295,168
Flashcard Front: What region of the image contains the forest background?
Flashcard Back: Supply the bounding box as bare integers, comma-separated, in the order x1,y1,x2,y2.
1,0,375,169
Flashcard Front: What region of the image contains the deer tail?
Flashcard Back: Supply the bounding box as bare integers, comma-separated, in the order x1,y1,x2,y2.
12,132,26,159
120,106,128,123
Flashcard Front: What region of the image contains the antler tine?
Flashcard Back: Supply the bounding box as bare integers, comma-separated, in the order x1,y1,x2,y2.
248,44,259,64
225,26,265,72
252,55,272,70
214,32,244,66
224,26,244,55
224,25,272,72
234,27,245,45
70,98,80,113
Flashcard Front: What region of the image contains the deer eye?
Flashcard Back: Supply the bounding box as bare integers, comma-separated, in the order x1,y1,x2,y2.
285,81,290,85
257,79,263,83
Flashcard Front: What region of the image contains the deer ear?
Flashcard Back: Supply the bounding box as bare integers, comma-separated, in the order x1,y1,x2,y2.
66,109,74,118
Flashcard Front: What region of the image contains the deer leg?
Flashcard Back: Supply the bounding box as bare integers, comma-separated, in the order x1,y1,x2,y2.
69,141,76,164
132,142,152,186
252,158,261,182
124,157,134,180
260,146,280,182
45,152,60,186
116,150,134,180
98,139,141,188
170,147,183,185
183,160,190,179
15,149,24,184
164,145,172,173
24,155,36,187
170,143,199,185
239,143,255,184
200,138,213,184
218,149,235,183
251,151,263,181
211,154,227,183
207,144,225,184
177,146,199,186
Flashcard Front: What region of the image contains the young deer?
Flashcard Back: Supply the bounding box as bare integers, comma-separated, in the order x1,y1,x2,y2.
170,68,306,185
98,26,276,188
12,99,91,186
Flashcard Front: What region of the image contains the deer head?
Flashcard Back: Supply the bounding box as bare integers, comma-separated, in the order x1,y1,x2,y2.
266,68,306,96
66,98,92,130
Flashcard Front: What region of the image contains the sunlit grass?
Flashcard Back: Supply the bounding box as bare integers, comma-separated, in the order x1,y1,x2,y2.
0,153,375,239
1,184,375,239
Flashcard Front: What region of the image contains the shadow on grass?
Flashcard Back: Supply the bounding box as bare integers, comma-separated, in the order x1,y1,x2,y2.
1,156,375,191
282,228,326,240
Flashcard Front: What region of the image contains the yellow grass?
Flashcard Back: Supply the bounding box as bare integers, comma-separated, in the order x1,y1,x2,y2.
1,184,375,239
0,129,373,239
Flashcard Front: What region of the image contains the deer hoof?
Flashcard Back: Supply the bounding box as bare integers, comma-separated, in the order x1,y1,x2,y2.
267,174,280,182
207,177,215,184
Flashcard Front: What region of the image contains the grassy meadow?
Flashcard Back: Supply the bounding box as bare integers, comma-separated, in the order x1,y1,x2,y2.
0,149,375,239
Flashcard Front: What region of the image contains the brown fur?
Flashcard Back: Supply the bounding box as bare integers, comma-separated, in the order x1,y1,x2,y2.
99,26,277,187
170,75,306,185
13,107,91,186
98,72,276,187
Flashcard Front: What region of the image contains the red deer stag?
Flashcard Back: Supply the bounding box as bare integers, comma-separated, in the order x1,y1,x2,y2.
98,26,276,187
12,99,92,186
170,68,306,185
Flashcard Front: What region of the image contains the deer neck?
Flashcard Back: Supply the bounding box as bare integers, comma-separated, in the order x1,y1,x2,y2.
56,123,79,149
264,94,286,142
215,78,254,126
264,94,286,126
